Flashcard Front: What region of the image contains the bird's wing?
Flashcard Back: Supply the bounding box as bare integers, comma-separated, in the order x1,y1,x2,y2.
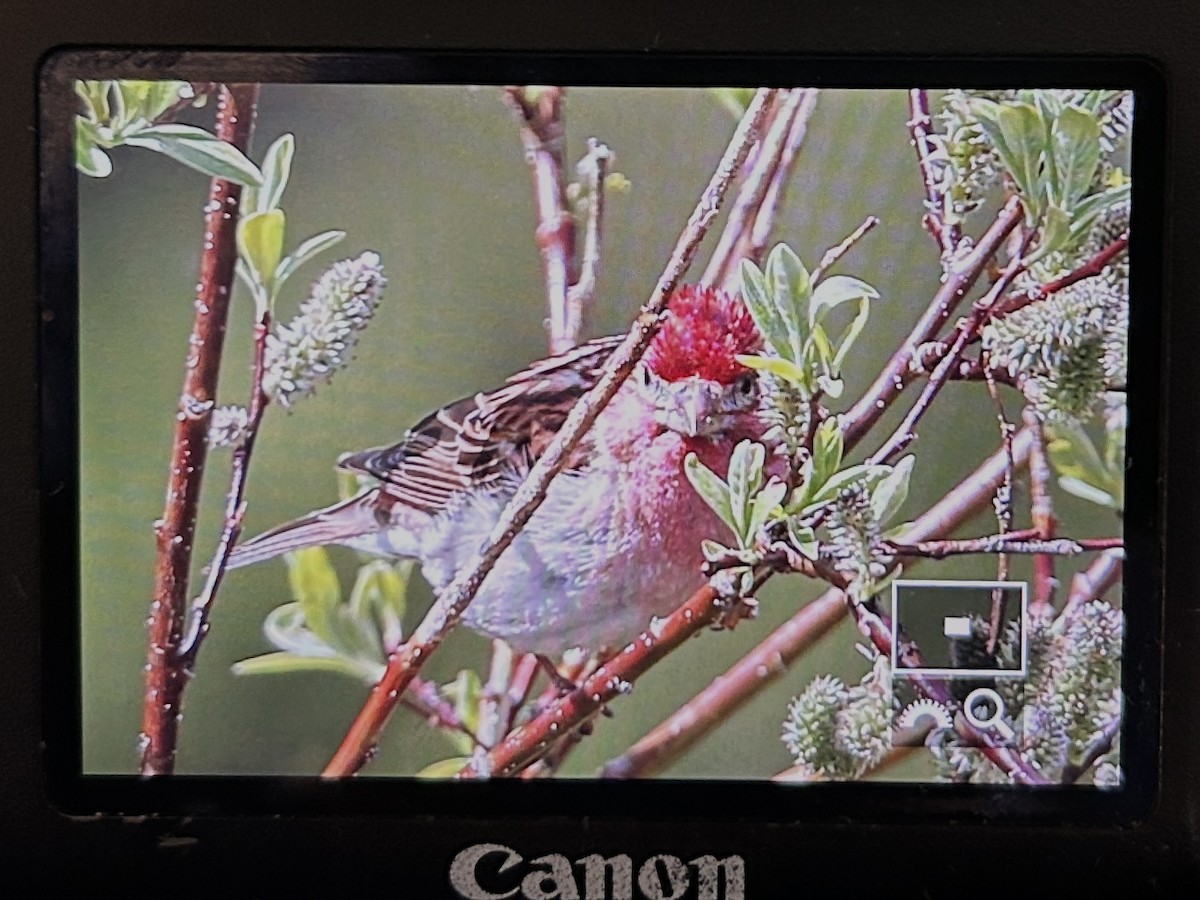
339,336,624,514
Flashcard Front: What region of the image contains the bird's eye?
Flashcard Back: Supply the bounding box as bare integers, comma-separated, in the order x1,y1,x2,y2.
735,374,755,396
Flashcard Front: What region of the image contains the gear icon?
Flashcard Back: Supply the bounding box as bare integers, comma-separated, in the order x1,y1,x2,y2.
897,698,954,732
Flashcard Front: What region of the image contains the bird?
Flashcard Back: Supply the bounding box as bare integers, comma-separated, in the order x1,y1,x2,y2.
228,284,768,656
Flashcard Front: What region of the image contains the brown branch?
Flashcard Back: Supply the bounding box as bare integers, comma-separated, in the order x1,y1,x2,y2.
140,84,260,777
1061,548,1125,621
869,224,1031,465
1061,715,1121,784
908,88,961,258
886,534,1120,559
703,88,818,288
982,358,1014,654
564,138,611,340
1025,409,1059,618
993,233,1129,320
841,195,1023,453
504,86,577,354
744,89,820,268
321,88,778,778
598,430,1033,780
810,216,880,285
461,570,774,779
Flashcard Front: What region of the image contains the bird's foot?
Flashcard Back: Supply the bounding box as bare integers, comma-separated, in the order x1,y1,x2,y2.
536,654,582,696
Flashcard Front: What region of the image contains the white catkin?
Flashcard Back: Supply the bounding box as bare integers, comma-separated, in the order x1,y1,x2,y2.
264,252,386,408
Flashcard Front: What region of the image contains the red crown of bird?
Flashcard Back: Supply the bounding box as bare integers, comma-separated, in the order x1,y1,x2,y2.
643,284,763,384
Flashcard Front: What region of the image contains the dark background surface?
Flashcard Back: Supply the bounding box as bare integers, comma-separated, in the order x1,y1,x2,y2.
3,1,1199,895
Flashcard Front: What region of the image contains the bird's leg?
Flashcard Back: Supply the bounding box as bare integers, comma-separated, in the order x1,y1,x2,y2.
536,653,582,695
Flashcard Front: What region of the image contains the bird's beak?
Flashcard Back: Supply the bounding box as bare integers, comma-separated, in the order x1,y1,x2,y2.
677,378,718,437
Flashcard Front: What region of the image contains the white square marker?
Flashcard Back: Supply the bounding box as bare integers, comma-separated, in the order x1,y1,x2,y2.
943,616,973,639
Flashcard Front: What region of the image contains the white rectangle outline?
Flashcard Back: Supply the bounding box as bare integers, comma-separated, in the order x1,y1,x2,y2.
890,579,1029,678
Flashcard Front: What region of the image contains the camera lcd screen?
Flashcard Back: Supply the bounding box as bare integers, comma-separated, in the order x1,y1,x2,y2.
43,56,1158,810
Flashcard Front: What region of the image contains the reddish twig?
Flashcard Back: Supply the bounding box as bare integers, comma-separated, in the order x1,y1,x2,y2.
885,534,1119,559
704,88,817,288
993,233,1129,320
1025,409,1059,617
841,195,1023,453
564,138,611,340
869,224,1031,465
810,216,880,285
504,87,577,354
599,430,1033,779
908,88,961,258
140,84,260,777
1061,548,1125,621
744,89,820,267
983,361,1014,654
321,88,778,778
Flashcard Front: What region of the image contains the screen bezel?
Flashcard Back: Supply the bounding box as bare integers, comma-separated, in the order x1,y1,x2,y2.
39,49,1167,823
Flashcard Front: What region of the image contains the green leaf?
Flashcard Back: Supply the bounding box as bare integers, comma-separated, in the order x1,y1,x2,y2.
121,123,265,186
811,463,891,508
710,87,759,119
231,651,380,682
262,602,334,656
1052,106,1102,209
284,547,342,647
739,259,796,364
237,209,287,311
812,419,844,489
786,518,819,561
76,80,111,122
274,230,346,287
747,478,788,541
350,559,408,652
257,133,295,213
1058,475,1117,508
726,440,766,544
869,455,914,526
1037,205,1073,258
811,276,878,375
416,757,471,779
765,243,811,360
972,99,1046,217
75,118,112,177
684,452,735,535
736,353,809,387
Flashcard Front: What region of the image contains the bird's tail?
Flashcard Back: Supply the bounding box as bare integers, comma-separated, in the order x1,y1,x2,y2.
227,492,386,570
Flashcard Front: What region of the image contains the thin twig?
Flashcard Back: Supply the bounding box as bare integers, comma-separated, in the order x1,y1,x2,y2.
841,196,1023,453
908,89,961,259
992,233,1128,320
869,224,1031,465
404,676,487,750
885,534,1119,559
1025,409,1059,618
564,138,612,342
1061,716,1121,784
810,216,881,284
140,84,260,777
321,88,778,778
704,89,817,288
983,357,1014,655
1061,548,1124,621
744,89,820,267
475,640,514,753
599,430,1033,779
504,86,577,354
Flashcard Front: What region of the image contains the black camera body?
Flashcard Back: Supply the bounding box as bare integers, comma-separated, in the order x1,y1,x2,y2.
4,2,1199,896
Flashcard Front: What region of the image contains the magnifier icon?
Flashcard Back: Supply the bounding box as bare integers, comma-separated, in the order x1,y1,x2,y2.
963,687,1016,741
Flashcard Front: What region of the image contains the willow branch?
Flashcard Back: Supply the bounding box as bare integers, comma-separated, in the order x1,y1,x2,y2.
841,195,1023,453
140,84,260,777
1025,410,1059,617
599,429,1033,779
1061,548,1125,621
869,224,1031,465
321,88,778,778
703,88,817,288
993,232,1129,320
810,216,881,284
1061,716,1121,784
564,138,612,341
504,86,577,354
908,88,961,258
885,534,1121,559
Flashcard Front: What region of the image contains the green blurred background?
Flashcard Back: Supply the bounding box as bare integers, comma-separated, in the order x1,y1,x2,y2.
78,85,1119,778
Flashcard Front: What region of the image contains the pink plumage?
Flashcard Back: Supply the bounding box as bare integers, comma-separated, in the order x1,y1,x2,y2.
230,285,768,653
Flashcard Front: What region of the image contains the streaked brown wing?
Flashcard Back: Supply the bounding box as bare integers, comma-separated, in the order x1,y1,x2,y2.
339,336,623,514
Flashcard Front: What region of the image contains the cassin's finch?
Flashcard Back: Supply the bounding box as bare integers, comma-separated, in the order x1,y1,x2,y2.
229,285,767,655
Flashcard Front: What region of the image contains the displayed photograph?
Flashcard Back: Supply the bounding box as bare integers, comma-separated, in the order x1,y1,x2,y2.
73,81,1131,783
